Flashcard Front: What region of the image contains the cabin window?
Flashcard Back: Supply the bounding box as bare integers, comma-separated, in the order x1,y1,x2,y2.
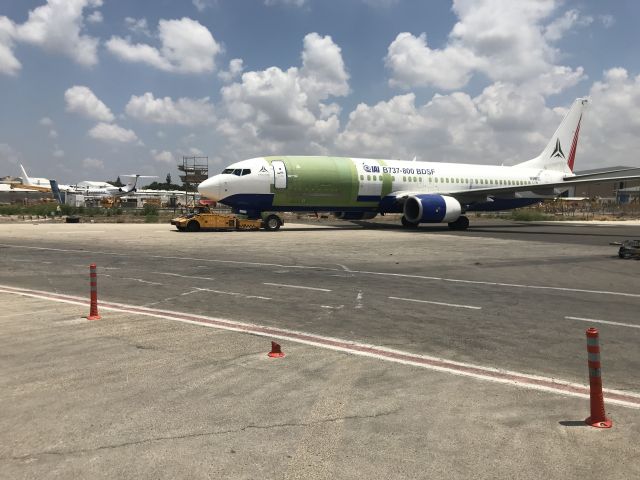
222,168,234,174
360,175,364,181
413,176,418,182
367,175,371,181
435,177,438,183
241,169,251,176
392,176,396,181
428,177,433,183
403,176,406,182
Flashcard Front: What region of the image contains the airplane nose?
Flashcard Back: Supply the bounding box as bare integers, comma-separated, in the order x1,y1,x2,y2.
198,176,222,201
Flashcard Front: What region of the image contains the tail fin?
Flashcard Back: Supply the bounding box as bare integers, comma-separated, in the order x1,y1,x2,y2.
516,97,589,174
19,164,32,186
50,180,64,204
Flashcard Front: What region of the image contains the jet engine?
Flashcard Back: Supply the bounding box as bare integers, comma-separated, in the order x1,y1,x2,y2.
333,211,378,220
403,194,461,223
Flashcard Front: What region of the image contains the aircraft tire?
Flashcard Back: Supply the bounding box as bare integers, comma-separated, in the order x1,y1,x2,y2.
263,214,282,231
401,215,419,229
448,215,469,231
186,220,200,232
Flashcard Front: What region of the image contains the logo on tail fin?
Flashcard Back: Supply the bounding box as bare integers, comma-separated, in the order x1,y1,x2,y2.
551,139,565,159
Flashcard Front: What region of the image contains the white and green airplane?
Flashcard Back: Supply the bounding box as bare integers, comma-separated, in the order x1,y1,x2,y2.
198,98,639,230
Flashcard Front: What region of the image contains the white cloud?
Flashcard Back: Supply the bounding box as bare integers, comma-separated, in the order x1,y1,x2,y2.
599,14,614,28
124,17,151,37
87,11,103,24
156,130,166,138
580,68,640,169
217,33,348,156
88,122,138,143
12,0,100,67
299,32,350,102
193,0,215,12
0,143,20,165
52,146,65,158
385,0,585,91
106,17,222,74
39,116,59,138
151,150,173,164
544,9,592,42
218,58,244,82
385,33,482,90
0,17,20,75
65,85,114,122
82,157,104,169
125,92,216,126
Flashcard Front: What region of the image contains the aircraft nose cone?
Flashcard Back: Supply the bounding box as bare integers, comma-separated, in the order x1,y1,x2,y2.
198,176,222,201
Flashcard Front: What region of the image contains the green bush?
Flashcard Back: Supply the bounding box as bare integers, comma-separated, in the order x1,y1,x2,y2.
509,209,553,221
142,204,159,216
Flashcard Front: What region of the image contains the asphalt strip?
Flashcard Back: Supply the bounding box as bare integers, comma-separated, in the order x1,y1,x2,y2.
1,283,639,409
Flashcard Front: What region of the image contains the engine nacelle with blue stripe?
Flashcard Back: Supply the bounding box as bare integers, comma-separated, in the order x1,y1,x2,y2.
403,194,462,223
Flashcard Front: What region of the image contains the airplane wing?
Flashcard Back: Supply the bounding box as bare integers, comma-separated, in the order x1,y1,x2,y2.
390,172,640,204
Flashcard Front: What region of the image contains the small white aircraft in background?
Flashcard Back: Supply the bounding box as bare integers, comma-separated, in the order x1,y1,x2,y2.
50,174,157,201
11,164,58,192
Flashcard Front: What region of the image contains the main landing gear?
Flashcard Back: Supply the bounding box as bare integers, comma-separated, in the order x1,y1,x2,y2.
401,216,419,229
448,215,469,231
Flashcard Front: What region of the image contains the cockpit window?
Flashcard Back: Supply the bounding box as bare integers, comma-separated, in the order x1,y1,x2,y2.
222,168,251,175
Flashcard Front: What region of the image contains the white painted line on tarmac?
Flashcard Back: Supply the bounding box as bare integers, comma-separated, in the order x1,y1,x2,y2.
1,283,639,409
195,287,271,301
123,277,164,286
389,296,482,310
565,316,640,329
263,282,332,292
3,243,640,299
153,272,215,281
355,290,363,309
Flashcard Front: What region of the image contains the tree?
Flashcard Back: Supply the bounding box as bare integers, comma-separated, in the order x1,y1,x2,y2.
107,176,124,187
166,173,172,186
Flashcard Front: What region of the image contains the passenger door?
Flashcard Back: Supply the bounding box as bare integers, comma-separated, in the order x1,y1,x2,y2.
272,160,287,189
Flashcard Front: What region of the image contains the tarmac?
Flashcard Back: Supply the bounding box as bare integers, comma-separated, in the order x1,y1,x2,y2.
1,219,639,479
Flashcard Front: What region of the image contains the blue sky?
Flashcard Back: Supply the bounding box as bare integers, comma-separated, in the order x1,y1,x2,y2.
1,0,639,184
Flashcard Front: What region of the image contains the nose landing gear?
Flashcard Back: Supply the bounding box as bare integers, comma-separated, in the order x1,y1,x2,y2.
448,215,469,231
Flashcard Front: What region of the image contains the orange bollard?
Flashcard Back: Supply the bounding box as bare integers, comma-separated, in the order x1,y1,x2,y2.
585,328,612,428
268,341,285,358
87,263,101,320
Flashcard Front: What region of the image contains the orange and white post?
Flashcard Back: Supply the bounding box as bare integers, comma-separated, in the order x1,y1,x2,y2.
87,263,101,321
585,327,612,428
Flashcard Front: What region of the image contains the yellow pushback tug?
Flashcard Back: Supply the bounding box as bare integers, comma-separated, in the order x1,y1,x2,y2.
170,207,283,232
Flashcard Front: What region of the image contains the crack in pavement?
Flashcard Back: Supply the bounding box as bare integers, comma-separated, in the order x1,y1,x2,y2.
5,408,401,461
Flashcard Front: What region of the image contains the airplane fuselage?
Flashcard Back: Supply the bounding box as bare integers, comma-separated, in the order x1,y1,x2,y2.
199,156,565,217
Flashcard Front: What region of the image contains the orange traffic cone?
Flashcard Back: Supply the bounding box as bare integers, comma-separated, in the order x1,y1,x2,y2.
268,341,285,358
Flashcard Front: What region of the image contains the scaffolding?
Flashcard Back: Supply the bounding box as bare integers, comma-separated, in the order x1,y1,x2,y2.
178,156,209,208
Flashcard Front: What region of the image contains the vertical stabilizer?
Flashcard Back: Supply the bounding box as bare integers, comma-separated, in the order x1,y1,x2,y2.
50,180,64,204
19,164,33,186
515,98,588,174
